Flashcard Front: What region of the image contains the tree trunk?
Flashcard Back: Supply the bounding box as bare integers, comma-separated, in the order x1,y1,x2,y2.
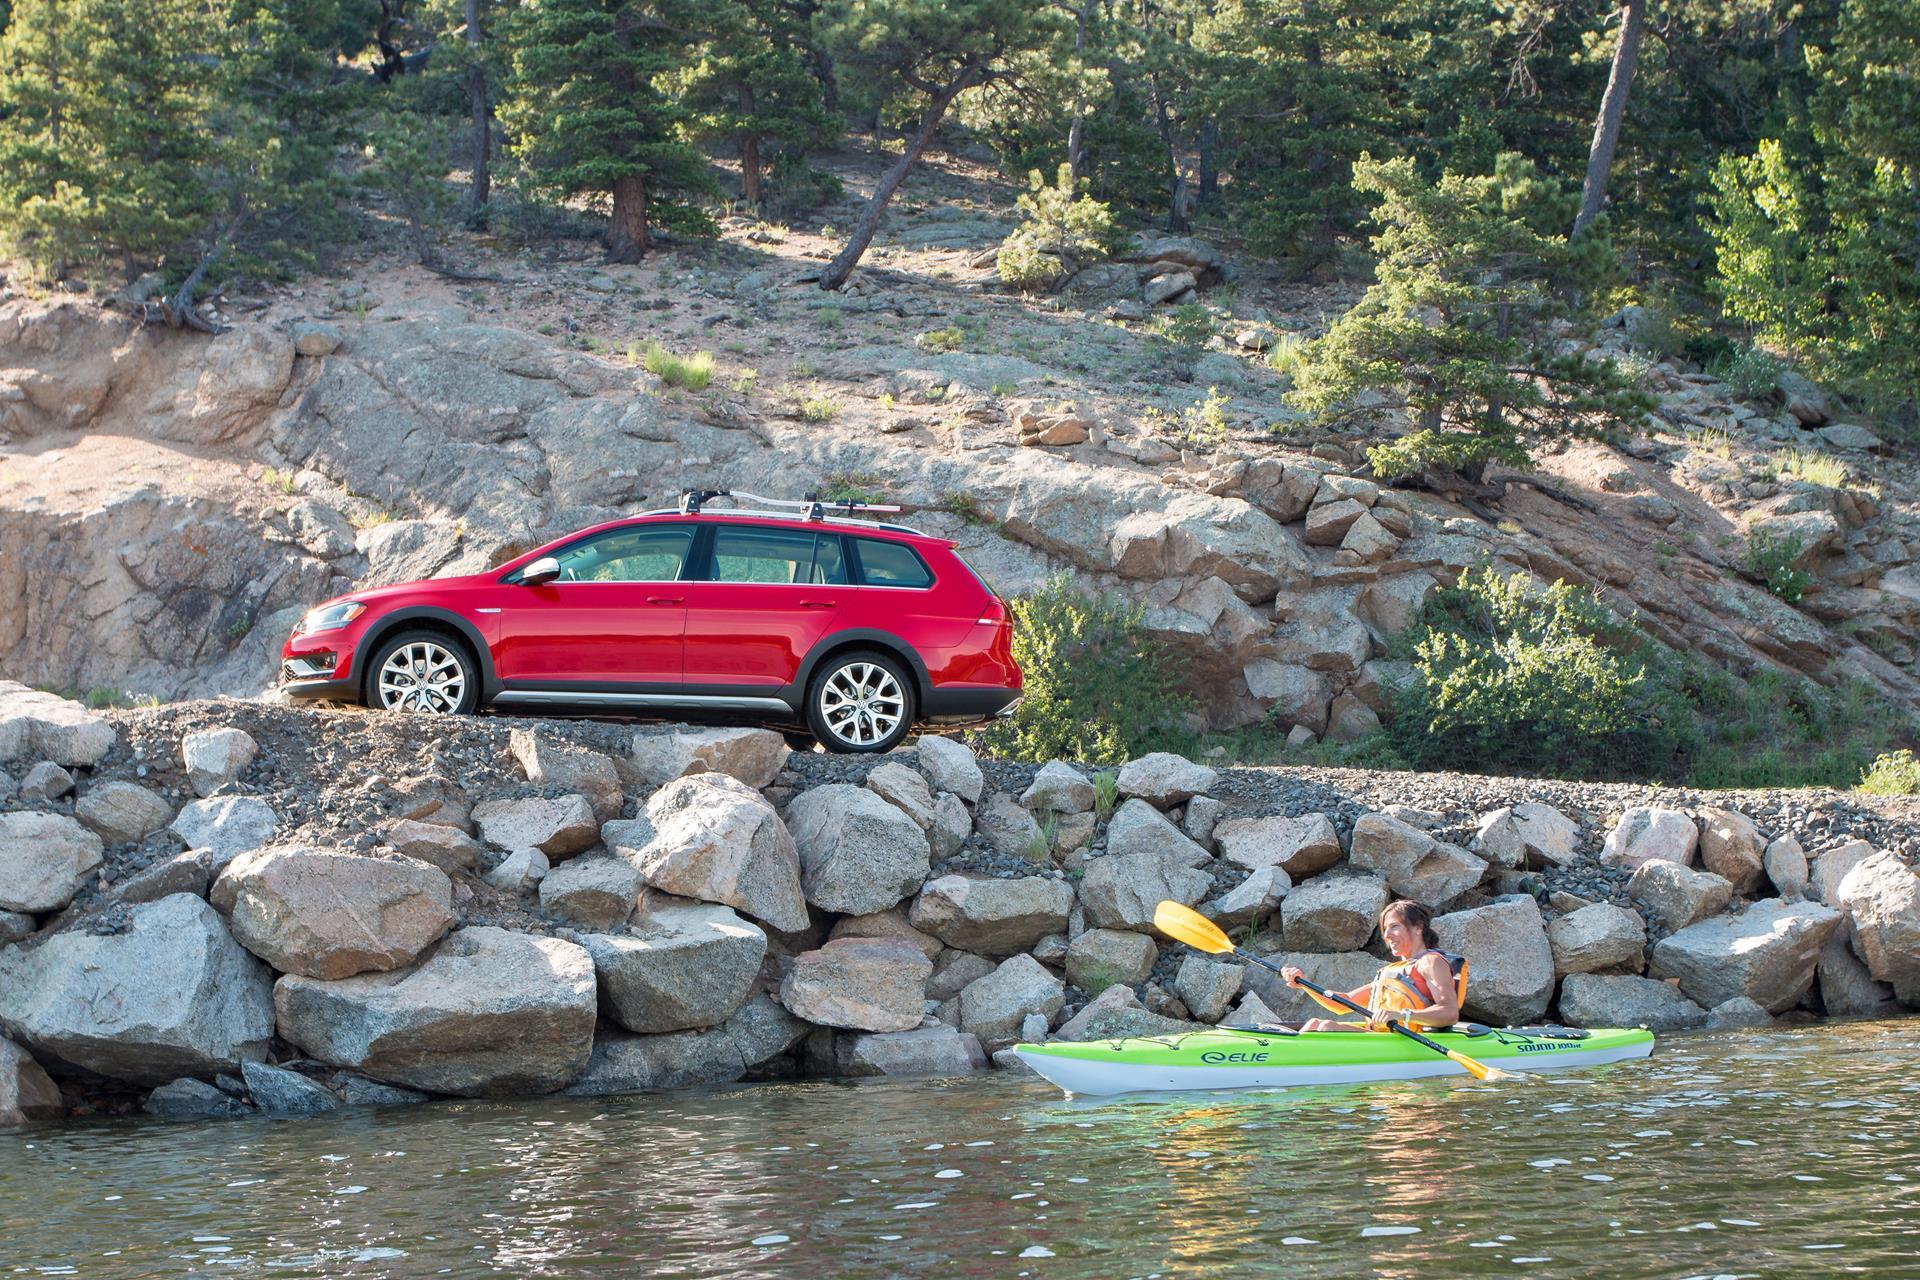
609,173,648,263
820,72,974,291
464,0,489,228
1574,0,1646,238
1152,78,1189,232
739,83,761,206
1066,2,1087,181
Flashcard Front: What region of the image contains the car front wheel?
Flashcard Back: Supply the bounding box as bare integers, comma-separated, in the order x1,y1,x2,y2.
367,629,479,716
807,651,914,753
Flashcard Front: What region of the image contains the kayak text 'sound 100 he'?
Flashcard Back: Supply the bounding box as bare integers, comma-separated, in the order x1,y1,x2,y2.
1012,1024,1656,1095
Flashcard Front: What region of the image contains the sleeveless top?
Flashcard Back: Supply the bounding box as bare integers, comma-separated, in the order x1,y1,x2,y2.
1369,949,1469,1018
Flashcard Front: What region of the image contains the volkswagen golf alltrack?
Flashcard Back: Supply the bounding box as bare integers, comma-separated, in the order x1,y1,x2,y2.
279,492,1023,753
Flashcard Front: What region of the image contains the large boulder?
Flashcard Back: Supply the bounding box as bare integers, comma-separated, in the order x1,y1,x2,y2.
1545,903,1646,976
74,781,175,845
537,854,641,931
1349,813,1485,908
566,996,806,1095
867,762,938,829
1600,807,1698,870
181,727,258,797
915,735,983,804
1116,752,1218,807
1065,928,1158,992
1816,934,1898,1017
211,845,455,980
1474,804,1580,870
778,937,932,1032
1696,808,1767,895
1764,836,1810,901
786,784,932,915
1079,851,1211,931
609,774,809,933
828,907,943,961
0,894,274,1084
1280,874,1388,952
908,875,1072,954
974,792,1044,858
1433,897,1555,1025
1105,799,1209,865
1627,860,1733,932
835,1026,988,1079
1208,865,1290,929
0,1036,62,1127
1215,813,1342,878
170,796,280,871
0,682,116,767
1238,950,1380,1023
384,819,483,875
1809,840,1876,906
585,899,767,1033
1051,983,1198,1041
1173,956,1243,1022
1557,974,1706,1031
629,726,789,789
1021,762,1094,814
274,926,598,1096
0,812,103,912
958,954,1065,1048
1649,898,1843,1013
1833,851,1920,1003
471,795,599,859
510,730,623,822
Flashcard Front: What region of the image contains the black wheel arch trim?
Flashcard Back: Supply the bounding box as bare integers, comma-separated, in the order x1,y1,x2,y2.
354,608,501,702
794,630,931,709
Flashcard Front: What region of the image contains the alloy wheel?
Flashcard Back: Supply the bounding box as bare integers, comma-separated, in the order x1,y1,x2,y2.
818,661,905,748
376,640,467,714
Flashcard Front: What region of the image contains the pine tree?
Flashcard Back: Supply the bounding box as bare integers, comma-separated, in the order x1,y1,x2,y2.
500,0,715,262
1289,153,1653,487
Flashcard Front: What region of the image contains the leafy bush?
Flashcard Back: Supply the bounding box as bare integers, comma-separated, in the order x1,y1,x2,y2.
642,343,715,390
1858,749,1920,796
1175,386,1232,445
763,154,845,221
800,393,839,422
1714,347,1785,400
1152,302,1213,352
917,326,965,353
1744,529,1811,603
995,164,1126,293
974,574,1191,765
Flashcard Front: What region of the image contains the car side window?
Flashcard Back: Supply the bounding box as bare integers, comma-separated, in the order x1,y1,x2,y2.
552,526,694,583
709,526,848,585
853,538,933,588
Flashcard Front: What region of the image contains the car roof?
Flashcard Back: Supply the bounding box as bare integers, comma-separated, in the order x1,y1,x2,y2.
629,508,940,541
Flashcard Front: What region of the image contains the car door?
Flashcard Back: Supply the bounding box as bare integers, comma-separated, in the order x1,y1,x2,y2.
681,524,851,688
493,523,695,687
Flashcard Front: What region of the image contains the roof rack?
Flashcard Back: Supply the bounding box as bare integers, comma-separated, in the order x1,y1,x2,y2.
678,489,916,530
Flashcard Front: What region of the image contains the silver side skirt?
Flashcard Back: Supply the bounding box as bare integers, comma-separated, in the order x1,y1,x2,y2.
493,691,794,714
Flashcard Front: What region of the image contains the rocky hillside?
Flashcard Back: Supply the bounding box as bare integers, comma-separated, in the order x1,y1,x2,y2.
3,147,1917,737
1,683,1916,1124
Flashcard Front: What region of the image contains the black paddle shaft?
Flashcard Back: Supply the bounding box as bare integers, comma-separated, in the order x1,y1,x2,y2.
1230,946,1462,1060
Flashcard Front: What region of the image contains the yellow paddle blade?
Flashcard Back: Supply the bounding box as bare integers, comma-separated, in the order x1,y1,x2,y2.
1153,901,1233,954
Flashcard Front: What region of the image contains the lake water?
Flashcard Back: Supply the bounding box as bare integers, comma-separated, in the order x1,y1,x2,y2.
3,1019,1916,1278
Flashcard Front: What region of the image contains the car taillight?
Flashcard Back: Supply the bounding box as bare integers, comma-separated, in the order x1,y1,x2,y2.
977,598,1008,626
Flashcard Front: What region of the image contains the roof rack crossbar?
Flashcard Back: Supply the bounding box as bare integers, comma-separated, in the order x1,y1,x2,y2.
679,489,904,522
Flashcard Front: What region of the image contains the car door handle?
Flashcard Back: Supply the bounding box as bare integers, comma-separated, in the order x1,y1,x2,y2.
798,599,835,608
647,596,684,605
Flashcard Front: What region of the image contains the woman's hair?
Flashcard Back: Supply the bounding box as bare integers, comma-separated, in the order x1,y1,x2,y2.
1379,900,1440,950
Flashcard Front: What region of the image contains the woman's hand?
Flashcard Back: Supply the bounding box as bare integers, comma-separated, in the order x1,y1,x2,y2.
1281,965,1305,988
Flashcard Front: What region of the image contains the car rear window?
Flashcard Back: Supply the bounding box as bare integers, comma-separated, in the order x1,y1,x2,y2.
709,526,848,584
852,538,933,589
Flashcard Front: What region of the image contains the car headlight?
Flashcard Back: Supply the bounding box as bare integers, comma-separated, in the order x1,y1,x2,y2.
295,601,367,635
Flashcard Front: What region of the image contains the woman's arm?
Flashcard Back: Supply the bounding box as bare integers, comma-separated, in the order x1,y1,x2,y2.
1384,955,1460,1028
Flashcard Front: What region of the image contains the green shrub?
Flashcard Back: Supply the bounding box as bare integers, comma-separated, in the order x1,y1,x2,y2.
974,574,1191,765
995,164,1125,293
917,326,965,353
1265,333,1307,383
642,343,715,390
1091,770,1120,820
1771,448,1850,490
800,393,839,422
1714,347,1785,400
1858,749,1920,796
1176,386,1232,445
763,154,845,221
1744,529,1811,603
820,470,883,504
1152,302,1213,352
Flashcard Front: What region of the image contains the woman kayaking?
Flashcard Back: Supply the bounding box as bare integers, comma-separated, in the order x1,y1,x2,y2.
1282,901,1465,1033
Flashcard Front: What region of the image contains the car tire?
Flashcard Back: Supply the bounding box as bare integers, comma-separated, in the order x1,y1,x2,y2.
806,650,915,753
365,628,481,716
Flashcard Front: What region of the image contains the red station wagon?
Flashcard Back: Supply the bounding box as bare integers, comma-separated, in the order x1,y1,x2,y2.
279,491,1023,752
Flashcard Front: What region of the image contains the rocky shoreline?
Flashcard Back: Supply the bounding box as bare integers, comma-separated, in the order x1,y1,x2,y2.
2,683,1916,1127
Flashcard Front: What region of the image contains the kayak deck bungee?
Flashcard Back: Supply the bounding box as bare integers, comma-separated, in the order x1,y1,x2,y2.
1012,1024,1655,1095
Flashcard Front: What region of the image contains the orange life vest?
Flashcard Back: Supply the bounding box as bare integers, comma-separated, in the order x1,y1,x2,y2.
1370,949,1470,1017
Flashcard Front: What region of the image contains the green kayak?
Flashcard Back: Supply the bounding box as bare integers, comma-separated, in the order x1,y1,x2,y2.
1013,1024,1655,1095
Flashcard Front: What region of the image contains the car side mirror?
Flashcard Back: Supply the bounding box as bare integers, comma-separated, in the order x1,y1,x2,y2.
520,556,561,586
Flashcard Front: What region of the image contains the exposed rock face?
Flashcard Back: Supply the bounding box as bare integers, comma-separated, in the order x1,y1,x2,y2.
915,735,984,804
1051,984,1198,1041
564,996,807,1096
73,781,174,845
0,1036,62,1127
1815,935,1898,1017
275,926,598,1097
1628,860,1734,932
1545,903,1647,976
958,954,1065,1047
835,1026,988,1079
1116,752,1218,807
0,812,103,912
630,726,789,789
212,846,455,980
1065,928,1158,992
470,795,599,859
1021,761,1094,813
0,894,274,1084
1765,836,1810,900
1349,813,1485,908
0,682,117,767
1209,865,1289,928
1649,899,1843,1013
1105,798,1209,864
908,875,1072,954
828,906,943,960
1173,956,1243,1022
1600,807,1698,870
1432,897,1554,1025
1809,841,1876,906
585,900,767,1034
170,796,279,870
610,774,809,933
1280,874,1387,953
867,762,937,829
778,937,932,1032
538,855,641,931
1833,852,1920,1003
1079,851,1211,931
786,784,932,915
1696,807,1767,895
242,1060,339,1116
1215,813,1342,877
181,727,258,797
384,819,483,875
1558,974,1707,1031
1475,804,1580,869
510,730,623,822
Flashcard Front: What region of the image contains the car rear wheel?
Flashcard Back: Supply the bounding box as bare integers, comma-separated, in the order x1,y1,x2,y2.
807,651,914,753
367,629,479,716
